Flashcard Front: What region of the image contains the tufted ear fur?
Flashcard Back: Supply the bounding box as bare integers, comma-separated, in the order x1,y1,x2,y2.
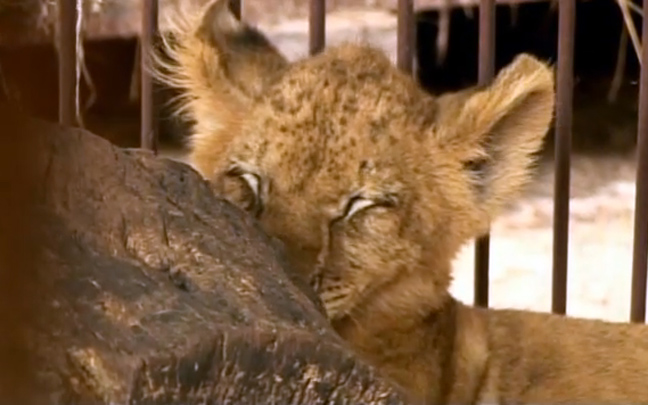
153,0,289,177
435,53,555,231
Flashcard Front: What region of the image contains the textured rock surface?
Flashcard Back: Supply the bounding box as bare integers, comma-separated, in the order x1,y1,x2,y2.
0,110,408,404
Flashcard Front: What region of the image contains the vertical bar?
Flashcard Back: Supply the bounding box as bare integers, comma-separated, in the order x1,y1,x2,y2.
141,0,159,152
477,0,496,82
309,0,326,55
630,0,648,323
396,0,414,73
57,0,77,126
474,0,495,308
0,107,44,405
551,0,575,315
229,0,242,19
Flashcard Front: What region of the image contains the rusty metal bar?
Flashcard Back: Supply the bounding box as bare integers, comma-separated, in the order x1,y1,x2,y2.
57,0,77,126
551,0,575,315
473,0,495,308
309,0,326,55
630,0,648,323
397,0,414,73
0,107,44,405
141,0,159,152
229,0,242,19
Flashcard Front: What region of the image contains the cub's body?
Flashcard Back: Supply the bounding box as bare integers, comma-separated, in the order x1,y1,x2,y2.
154,1,648,402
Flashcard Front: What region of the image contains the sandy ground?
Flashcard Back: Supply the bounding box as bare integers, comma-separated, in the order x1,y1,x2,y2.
159,8,646,324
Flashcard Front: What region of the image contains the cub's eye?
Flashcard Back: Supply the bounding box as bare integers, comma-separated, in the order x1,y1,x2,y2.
224,166,263,216
342,196,376,220
240,173,261,198
341,193,398,221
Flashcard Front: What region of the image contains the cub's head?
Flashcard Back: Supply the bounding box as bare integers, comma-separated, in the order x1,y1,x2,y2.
156,0,555,324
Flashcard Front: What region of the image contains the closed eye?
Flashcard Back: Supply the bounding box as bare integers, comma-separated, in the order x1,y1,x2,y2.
342,196,377,220
341,193,398,221
240,173,261,199
225,166,263,216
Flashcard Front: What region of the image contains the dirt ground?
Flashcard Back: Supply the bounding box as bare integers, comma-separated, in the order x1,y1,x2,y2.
159,7,646,324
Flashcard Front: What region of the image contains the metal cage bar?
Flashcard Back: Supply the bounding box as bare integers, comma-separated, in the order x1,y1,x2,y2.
230,0,242,19
474,0,496,308
630,0,648,323
57,0,77,126
551,0,575,315
310,0,326,55
140,0,159,152
397,0,415,74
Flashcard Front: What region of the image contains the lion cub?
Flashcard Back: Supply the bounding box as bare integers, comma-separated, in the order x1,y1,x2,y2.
154,0,648,403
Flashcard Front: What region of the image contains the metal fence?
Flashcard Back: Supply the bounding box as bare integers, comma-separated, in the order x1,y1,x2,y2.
55,0,648,322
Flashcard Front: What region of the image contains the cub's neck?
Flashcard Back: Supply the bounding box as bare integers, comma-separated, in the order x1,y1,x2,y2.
332,294,490,404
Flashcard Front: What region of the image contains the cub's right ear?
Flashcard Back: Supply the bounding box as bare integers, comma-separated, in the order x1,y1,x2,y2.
155,0,289,113
195,0,289,100
153,0,289,179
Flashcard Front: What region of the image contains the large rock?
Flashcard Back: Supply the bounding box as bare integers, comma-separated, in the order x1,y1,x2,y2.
0,108,408,404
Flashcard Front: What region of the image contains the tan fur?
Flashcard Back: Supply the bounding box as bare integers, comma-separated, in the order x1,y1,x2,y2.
154,1,648,403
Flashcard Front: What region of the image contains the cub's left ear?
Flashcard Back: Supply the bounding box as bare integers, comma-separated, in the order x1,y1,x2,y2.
436,53,555,219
